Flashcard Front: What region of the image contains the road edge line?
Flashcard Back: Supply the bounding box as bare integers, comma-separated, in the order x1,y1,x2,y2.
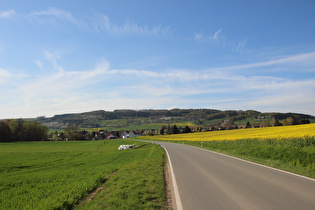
162,145,183,210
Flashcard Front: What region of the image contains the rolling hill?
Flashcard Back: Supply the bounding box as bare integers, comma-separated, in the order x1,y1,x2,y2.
36,109,315,130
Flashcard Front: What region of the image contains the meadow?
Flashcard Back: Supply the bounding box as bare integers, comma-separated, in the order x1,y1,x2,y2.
138,124,315,178
0,140,166,209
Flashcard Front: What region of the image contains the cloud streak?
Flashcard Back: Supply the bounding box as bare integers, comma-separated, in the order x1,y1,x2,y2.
94,15,169,36
0,68,12,84
0,9,15,18
30,7,75,22
206,51,315,72
194,28,223,42
27,7,169,36
213,28,222,40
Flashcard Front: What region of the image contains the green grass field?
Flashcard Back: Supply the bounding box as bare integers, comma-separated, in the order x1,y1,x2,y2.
0,140,166,209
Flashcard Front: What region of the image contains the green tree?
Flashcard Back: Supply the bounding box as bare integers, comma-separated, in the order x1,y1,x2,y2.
298,119,310,125
24,121,48,141
262,120,270,127
146,131,154,136
169,125,179,134
159,125,167,135
9,119,25,141
272,118,282,126
245,121,251,128
282,117,296,126
182,125,192,133
167,124,170,134
6,119,48,141
0,121,12,142
64,124,81,140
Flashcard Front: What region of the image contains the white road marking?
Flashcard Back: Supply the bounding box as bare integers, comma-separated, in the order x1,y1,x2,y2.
162,145,183,210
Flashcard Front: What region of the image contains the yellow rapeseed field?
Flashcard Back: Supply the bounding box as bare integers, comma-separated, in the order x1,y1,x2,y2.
140,124,315,142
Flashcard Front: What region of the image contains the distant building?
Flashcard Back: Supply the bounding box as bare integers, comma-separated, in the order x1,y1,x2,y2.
121,131,137,139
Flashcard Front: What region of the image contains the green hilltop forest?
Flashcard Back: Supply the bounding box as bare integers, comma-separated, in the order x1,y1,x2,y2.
36,109,315,130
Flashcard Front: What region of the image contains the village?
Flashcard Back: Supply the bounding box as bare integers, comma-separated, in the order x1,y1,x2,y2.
47,115,311,141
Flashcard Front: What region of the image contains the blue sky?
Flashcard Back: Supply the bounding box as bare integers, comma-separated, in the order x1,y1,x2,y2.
1,0,315,118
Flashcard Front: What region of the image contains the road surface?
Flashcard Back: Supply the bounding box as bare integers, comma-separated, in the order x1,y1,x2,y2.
160,142,315,210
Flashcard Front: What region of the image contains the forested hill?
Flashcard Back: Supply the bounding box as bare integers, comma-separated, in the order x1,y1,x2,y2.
36,109,315,129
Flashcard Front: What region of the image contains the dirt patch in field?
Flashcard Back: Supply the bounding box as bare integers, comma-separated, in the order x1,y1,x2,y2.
76,171,117,206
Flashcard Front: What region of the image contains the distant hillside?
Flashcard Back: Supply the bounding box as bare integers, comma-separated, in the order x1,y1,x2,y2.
36,109,315,130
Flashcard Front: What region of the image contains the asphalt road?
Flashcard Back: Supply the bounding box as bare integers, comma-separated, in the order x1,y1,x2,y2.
160,142,315,210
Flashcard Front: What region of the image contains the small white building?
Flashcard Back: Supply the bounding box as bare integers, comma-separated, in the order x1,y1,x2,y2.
121,131,137,139
128,131,136,138
121,131,128,139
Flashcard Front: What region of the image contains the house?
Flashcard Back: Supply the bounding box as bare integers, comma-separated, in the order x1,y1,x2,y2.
106,131,118,139
106,134,115,139
121,131,137,139
128,131,136,138
121,131,128,139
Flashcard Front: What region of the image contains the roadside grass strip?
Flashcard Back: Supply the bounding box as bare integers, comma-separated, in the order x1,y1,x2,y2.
0,140,166,209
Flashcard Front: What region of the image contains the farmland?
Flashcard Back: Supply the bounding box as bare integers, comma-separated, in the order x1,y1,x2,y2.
138,124,315,178
0,140,166,209
139,123,315,142
2,123,315,209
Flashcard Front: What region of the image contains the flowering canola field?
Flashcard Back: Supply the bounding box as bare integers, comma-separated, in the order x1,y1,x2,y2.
140,124,315,142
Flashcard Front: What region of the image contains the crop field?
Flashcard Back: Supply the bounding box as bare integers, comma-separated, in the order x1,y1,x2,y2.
138,124,315,178
139,123,315,142
0,140,166,209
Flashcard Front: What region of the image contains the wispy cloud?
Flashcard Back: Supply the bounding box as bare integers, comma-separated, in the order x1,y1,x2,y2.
194,28,250,54
232,38,247,53
26,7,169,36
36,60,43,69
213,28,222,40
206,51,315,72
194,28,223,42
0,68,12,84
29,7,85,28
31,7,75,21
0,9,15,18
95,15,169,36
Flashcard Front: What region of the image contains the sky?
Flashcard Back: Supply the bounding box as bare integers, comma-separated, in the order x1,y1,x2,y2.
1,0,315,118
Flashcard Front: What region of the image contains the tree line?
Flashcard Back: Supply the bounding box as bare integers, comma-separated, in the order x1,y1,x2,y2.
0,119,48,142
